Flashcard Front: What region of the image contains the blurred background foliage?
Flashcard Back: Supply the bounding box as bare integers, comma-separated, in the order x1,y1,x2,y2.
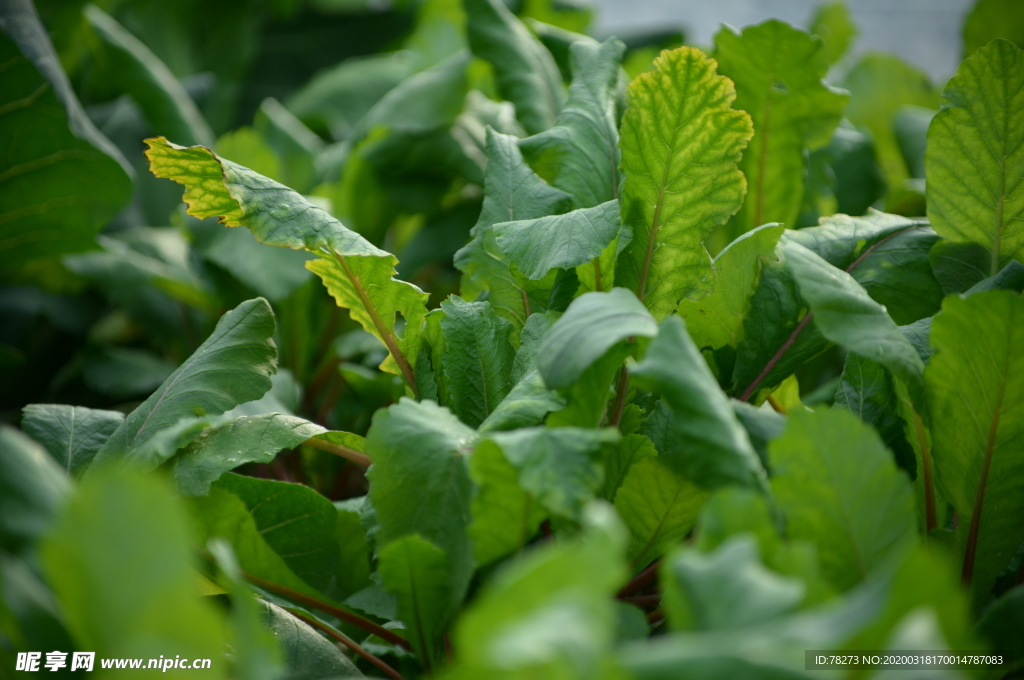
1,0,1016,501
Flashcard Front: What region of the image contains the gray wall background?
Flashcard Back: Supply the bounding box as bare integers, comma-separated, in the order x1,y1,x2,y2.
595,0,975,82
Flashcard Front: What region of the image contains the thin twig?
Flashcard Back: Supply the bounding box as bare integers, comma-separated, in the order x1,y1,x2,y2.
285,608,406,680
619,593,661,608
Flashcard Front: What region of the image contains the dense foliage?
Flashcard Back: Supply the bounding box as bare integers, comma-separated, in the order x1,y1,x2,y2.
2,0,1023,678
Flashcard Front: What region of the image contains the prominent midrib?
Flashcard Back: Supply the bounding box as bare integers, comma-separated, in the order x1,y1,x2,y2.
334,252,418,397
961,340,1010,585
991,144,1007,276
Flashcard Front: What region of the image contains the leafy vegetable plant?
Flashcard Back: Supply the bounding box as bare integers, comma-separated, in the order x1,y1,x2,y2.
3,0,1024,678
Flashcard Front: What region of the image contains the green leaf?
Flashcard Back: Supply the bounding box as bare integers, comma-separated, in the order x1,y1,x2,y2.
260,601,363,679
20,404,123,478
204,225,315,302
144,137,427,393
468,440,545,566
695,487,836,606
844,544,974,655
285,52,414,141
494,200,622,280
925,39,1024,276
929,240,991,295
925,291,1024,596
833,353,915,477
976,584,1024,659
614,457,709,568
0,3,132,269
601,433,656,501
677,223,784,351
893,105,935,180
95,298,278,469
0,425,69,554
518,38,626,208
452,504,626,678
618,46,754,317
172,414,324,495
206,541,284,680
661,535,805,632
769,409,917,590
81,346,177,400
40,466,227,673
963,0,1024,58
842,53,938,189
214,474,341,593
783,241,925,389
365,398,475,622
808,1,857,65
192,486,325,599
464,0,565,134
454,128,572,327
254,98,323,194
84,5,213,147
377,534,449,667
630,316,766,490
537,288,657,390
714,21,848,235
478,370,565,433
486,426,620,519
329,498,372,601
439,296,516,428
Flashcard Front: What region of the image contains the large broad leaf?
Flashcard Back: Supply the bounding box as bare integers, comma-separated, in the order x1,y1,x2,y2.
0,0,132,269
95,298,278,469
40,466,227,675
519,38,625,208
769,409,917,591
20,404,123,479
451,504,626,679
453,128,572,327
618,46,754,318
925,39,1024,276
842,53,938,189
614,457,708,569
439,296,516,428
661,535,805,632
963,0,1024,58
925,291,1024,596
631,317,766,490
365,399,475,650
537,288,657,390
468,440,546,566
464,0,564,135
145,137,428,394
260,601,363,679
0,426,69,554
193,487,326,599
677,223,784,352
377,534,449,668
714,21,848,236
485,426,620,520
976,584,1024,659
83,6,213,147
207,474,341,594
494,200,623,281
